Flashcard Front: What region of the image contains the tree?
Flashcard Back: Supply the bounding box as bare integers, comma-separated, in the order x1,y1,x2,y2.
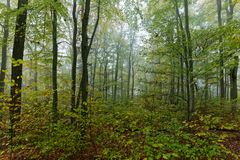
71,0,78,123
114,42,120,102
184,0,195,118
0,0,10,120
216,0,225,100
0,0,10,94
127,31,135,99
52,0,58,123
10,0,28,137
80,0,100,117
225,0,239,113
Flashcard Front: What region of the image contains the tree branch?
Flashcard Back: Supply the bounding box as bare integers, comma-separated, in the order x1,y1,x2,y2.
88,0,100,56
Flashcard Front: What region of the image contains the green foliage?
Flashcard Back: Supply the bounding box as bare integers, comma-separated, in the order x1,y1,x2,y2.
35,122,83,159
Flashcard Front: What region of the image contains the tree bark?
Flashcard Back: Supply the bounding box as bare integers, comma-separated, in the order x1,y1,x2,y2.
114,45,120,102
52,0,58,123
71,0,78,123
120,59,124,100
226,0,238,113
80,0,100,117
127,33,134,99
0,0,10,94
92,51,97,94
184,0,195,114
230,56,238,113
0,0,10,121
131,61,135,99
216,0,225,100
103,58,108,101
10,0,28,137
174,0,192,120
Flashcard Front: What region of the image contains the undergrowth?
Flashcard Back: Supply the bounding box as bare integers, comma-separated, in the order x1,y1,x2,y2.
0,98,240,159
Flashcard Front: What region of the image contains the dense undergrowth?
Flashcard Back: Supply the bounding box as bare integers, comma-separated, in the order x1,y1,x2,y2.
1,96,240,160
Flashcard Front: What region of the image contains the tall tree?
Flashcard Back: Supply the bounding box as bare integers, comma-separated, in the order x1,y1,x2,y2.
225,0,239,113
71,0,78,123
174,0,192,120
80,0,100,117
0,0,10,120
216,0,225,100
10,0,28,137
184,0,195,117
52,0,58,123
131,60,135,99
114,43,120,102
0,0,10,94
127,31,134,99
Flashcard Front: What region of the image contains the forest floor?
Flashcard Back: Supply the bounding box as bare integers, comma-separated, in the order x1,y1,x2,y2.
0,103,240,160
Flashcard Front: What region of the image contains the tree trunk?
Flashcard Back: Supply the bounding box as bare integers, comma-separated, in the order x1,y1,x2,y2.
180,55,185,99
230,56,238,113
52,0,58,123
92,52,97,94
99,63,102,93
103,59,108,101
169,59,175,104
127,52,131,99
0,0,10,121
174,0,192,120
10,0,28,138
81,0,91,117
131,61,135,99
204,69,208,106
80,0,100,118
34,59,38,91
112,55,115,100
226,0,238,113
120,60,124,100
184,0,195,114
127,33,134,99
0,0,10,94
216,0,225,100
71,0,78,123
114,46,120,102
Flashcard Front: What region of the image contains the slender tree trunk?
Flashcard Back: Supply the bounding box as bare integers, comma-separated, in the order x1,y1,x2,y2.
174,0,191,120
169,59,175,104
0,0,10,94
114,46,120,102
10,0,28,138
81,0,91,117
226,0,238,113
52,0,58,123
216,0,225,100
131,61,135,99
120,60,124,100
99,63,102,93
0,0,10,121
180,54,185,99
92,52,97,94
184,0,195,114
71,0,78,123
104,59,108,101
34,59,38,91
127,33,134,99
230,56,238,113
204,70,208,106
75,81,81,110
80,0,100,118
127,53,131,99
175,1,185,99
225,71,228,99
111,55,115,100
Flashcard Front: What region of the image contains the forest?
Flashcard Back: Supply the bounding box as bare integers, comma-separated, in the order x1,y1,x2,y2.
0,0,240,159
